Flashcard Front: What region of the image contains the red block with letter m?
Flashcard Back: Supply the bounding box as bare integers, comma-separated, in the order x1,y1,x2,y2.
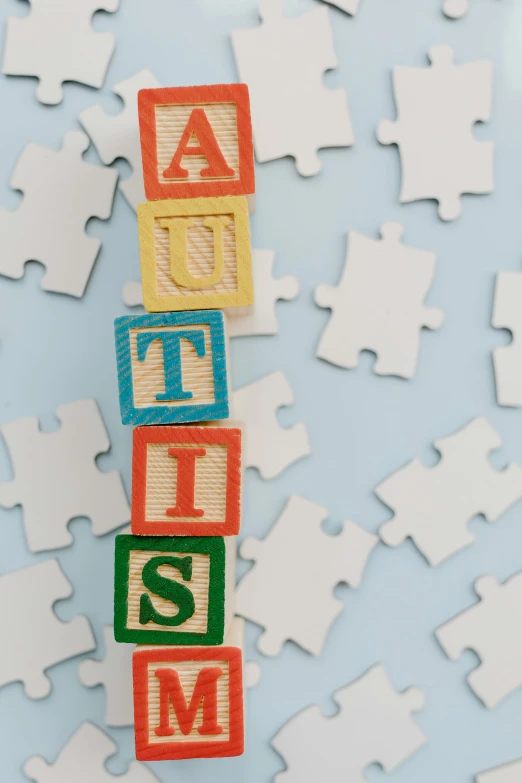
133,645,244,760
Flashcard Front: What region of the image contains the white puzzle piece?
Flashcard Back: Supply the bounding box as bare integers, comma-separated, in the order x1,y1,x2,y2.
237,495,377,655
227,249,299,337
377,418,522,566
24,722,159,783
492,270,522,407
245,660,262,688
79,626,134,727
2,0,119,105
443,0,500,17
80,69,161,210
272,664,426,782
477,759,522,782
122,280,144,308
232,0,354,176
436,572,522,708
0,559,95,699
377,45,493,220
231,372,310,480
315,223,443,378
0,399,130,553
0,131,117,297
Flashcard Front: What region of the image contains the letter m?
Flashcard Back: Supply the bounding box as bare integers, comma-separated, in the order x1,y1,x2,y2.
154,666,224,737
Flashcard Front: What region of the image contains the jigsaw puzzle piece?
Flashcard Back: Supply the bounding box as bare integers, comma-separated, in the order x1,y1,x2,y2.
79,626,134,727
272,665,425,782
377,45,493,220
377,418,522,566
122,280,144,308
237,495,377,655
0,559,95,699
0,399,129,552
477,758,522,783
322,0,360,13
80,69,161,209
436,572,522,708
232,0,353,176
2,0,119,105
24,721,159,783
227,249,299,337
0,131,117,296
315,223,443,378
492,270,522,407
443,0,470,15
231,372,310,479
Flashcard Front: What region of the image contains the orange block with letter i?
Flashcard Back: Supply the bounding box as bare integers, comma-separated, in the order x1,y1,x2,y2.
138,83,255,201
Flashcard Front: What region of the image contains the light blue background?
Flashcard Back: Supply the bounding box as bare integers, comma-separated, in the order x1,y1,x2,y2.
1,0,522,779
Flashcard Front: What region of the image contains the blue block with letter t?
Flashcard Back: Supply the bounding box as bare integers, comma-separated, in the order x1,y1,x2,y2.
114,310,229,425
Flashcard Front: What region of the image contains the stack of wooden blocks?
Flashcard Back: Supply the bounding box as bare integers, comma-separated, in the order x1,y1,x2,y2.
112,84,255,761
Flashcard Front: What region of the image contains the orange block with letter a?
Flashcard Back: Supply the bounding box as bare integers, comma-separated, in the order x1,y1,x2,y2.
138,83,255,201
133,644,244,760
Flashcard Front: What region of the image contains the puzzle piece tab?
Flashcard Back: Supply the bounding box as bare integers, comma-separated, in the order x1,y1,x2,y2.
0,399,130,553
231,372,310,480
477,758,522,782
0,559,95,699
227,250,299,337
492,270,522,407
24,722,159,783
80,69,161,210
377,418,522,566
377,45,493,220
237,495,377,655
0,131,117,297
79,626,134,727
443,0,500,18
437,572,522,708
3,0,119,105
315,223,443,378
272,665,426,781
232,0,353,176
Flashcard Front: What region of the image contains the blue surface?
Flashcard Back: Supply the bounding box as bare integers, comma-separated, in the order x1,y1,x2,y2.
0,0,522,780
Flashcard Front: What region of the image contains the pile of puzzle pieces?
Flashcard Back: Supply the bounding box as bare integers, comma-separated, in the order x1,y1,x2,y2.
112,82,257,760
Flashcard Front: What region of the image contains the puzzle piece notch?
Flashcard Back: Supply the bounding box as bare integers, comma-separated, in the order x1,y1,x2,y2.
24,721,159,783
0,131,117,297
492,270,522,407
377,417,522,566
231,372,310,479
315,223,443,378
232,0,354,176
80,69,161,210
237,495,377,655
377,45,493,220
0,399,129,553
3,0,120,105
476,758,522,783
0,559,95,699
227,249,299,337
78,626,134,727
436,572,522,708
272,664,426,782
322,0,360,14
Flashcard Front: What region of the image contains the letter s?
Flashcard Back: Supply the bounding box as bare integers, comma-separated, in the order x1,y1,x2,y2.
139,555,195,627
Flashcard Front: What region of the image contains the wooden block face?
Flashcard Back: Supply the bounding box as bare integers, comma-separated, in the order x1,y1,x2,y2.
132,425,242,536
138,196,253,312
114,535,227,645
133,646,244,760
114,311,229,425
138,84,255,200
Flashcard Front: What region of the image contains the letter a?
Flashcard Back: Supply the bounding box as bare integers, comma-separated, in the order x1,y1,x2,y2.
154,666,224,736
167,447,207,517
163,108,235,180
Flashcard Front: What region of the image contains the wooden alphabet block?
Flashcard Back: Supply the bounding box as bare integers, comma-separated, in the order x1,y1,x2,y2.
137,196,253,312
132,425,242,537
133,621,244,759
138,83,254,201
114,534,235,645
114,310,229,426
